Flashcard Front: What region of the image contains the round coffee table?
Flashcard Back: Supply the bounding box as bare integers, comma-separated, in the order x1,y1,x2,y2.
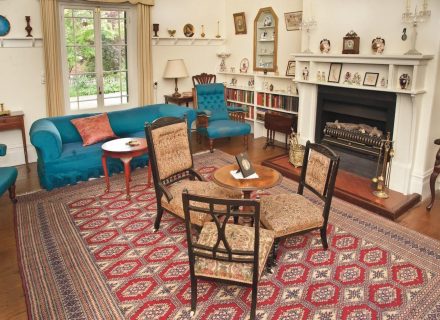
213,164,282,199
101,137,151,199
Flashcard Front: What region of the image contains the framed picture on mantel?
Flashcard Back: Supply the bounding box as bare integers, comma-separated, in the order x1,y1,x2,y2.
328,63,342,83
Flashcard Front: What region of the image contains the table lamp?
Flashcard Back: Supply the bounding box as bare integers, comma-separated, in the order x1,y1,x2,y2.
163,59,188,97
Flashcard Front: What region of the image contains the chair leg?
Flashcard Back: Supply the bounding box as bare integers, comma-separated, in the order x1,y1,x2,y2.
190,275,197,316
250,283,257,320
320,227,329,250
209,139,214,153
427,168,439,210
270,238,280,267
8,184,17,203
154,207,164,231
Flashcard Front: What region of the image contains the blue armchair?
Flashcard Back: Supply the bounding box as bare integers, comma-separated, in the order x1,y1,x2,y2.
194,83,251,152
0,144,18,203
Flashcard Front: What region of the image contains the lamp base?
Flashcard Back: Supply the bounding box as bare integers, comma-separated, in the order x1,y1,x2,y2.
172,92,181,98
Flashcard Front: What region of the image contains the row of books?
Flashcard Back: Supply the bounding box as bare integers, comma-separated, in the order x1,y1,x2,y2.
226,88,254,104
256,92,299,112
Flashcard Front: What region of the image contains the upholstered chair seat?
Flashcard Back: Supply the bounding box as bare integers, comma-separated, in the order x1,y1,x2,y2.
194,83,251,152
161,180,242,227
261,193,324,238
259,142,340,263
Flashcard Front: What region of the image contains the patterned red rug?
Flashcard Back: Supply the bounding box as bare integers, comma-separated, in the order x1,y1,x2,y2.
16,150,440,319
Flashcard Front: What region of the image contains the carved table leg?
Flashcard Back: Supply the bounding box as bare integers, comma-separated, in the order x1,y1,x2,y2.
121,157,132,200
427,139,440,211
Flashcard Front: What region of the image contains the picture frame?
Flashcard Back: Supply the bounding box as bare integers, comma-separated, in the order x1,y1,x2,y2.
240,58,249,73
286,60,296,77
235,152,255,178
328,63,342,83
363,72,379,86
233,12,247,35
284,11,302,31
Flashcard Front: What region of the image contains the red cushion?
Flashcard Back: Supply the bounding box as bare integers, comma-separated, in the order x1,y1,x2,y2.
71,113,117,146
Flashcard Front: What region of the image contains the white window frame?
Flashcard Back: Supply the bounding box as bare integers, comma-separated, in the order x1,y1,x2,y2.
59,1,138,114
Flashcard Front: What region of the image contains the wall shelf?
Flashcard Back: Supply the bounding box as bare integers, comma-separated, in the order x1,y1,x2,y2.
0,37,43,48
152,36,224,46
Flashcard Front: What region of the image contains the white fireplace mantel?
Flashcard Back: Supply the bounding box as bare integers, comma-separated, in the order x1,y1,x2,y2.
292,53,434,195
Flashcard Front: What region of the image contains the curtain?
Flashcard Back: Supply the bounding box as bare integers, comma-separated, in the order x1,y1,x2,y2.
40,0,154,117
40,0,65,117
137,4,153,105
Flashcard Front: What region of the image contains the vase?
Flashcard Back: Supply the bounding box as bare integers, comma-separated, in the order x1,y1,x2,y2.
152,23,159,37
25,16,32,37
399,74,410,90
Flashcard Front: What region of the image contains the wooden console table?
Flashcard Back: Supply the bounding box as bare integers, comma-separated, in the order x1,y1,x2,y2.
0,111,29,170
164,93,193,107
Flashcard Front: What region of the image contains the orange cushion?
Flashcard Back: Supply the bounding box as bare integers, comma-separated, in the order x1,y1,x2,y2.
71,113,117,146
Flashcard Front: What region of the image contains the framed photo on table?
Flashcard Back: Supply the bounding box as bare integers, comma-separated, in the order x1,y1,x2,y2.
363,72,379,86
235,152,255,178
328,63,342,83
233,12,247,35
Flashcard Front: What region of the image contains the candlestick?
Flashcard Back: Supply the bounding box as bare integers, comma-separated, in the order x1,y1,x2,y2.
401,0,431,55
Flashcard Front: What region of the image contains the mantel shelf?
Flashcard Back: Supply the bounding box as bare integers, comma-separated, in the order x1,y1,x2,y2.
291,53,434,66
152,36,225,46
0,37,43,48
295,79,426,95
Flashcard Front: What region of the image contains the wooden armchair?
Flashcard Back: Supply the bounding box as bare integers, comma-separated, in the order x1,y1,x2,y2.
260,141,340,263
144,117,241,231
192,73,216,87
182,191,275,320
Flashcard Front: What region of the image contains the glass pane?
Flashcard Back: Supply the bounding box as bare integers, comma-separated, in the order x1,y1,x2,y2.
121,71,128,96
75,46,96,73
69,100,79,111
70,74,98,102
74,17,94,45
101,19,125,45
64,17,74,46
66,47,77,73
73,9,93,18
102,46,126,71
103,71,121,95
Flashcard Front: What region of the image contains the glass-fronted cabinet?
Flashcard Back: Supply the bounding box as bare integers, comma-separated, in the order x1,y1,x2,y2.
253,7,278,72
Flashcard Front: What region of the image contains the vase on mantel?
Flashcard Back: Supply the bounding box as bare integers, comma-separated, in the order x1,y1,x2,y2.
25,16,33,37
399,74,410,90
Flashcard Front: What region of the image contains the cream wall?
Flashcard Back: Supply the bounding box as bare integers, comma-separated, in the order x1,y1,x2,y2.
0,0,44,166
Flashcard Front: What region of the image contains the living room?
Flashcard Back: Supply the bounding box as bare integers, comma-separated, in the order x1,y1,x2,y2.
1,0,440,319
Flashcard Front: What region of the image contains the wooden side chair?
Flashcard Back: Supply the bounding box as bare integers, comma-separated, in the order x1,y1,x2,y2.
427,138,440,210
182,191,275,320
192,73,216,87
144,117,241,231
260,141,340,262
0,144,18,203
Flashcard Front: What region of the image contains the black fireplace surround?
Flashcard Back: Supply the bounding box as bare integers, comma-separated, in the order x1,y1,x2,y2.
315,86,396,177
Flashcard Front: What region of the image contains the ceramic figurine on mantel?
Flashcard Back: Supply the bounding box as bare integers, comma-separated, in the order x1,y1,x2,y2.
371,37,385,54
399,73,411,89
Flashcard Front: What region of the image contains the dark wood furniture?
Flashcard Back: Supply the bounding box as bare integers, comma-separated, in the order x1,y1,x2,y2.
213,163,282,199
192,73,216,86
263,112,297,149
101,137,151,200
164,94,193,107
260,142,340,262
262,153,421,220
427,138,440,211
182,191,274,320
0,111,29,170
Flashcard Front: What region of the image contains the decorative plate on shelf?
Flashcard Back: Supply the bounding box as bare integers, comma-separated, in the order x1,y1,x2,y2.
183,23,194,37
0,15,11,37
240,58,249,73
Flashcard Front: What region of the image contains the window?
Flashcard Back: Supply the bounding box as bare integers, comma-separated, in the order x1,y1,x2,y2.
61,5,136,112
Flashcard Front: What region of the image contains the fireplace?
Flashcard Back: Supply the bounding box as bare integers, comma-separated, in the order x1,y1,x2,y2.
315,86,396,177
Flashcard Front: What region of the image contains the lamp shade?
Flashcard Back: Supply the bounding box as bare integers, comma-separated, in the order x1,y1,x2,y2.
163,59,189,79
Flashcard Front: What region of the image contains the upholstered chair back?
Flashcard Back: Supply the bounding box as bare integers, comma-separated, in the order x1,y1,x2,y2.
195,83,230,121
146,118,193,181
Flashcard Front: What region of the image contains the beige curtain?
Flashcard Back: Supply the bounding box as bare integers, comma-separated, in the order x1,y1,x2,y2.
40,0,65,117
40,0,154,117
137,4,153,105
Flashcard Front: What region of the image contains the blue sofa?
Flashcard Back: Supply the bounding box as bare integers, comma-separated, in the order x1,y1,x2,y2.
30,104,195,190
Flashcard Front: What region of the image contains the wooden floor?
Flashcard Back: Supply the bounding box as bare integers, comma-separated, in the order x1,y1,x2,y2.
0,136,439,319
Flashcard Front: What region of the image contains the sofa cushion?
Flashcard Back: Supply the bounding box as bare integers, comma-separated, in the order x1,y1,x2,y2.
198,119,251,139
71,113,118,146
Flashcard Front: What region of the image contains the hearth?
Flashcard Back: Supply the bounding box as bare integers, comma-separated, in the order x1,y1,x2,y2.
315,86,396,178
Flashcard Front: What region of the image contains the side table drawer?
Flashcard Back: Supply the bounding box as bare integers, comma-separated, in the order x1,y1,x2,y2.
0,116,22,129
